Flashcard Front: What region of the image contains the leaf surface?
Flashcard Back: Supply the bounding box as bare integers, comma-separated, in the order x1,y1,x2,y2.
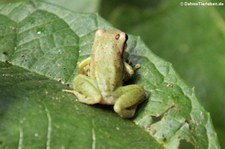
0,1,220,148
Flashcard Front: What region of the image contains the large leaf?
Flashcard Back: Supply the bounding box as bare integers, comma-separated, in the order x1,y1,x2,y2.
100,0,225,147
44,0,100,13
0,1,219,148
0,61,161,148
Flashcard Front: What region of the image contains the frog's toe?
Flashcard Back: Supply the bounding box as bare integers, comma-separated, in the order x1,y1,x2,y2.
113,105,136,118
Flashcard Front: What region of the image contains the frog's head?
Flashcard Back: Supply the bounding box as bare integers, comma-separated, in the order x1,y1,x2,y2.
95,29,128,56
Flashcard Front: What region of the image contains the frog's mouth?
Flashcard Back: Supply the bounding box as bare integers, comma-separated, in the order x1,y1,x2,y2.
123,43,127,52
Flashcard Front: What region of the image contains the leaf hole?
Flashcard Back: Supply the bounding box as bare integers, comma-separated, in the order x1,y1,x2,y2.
162,135,167,142
151,115,163,123
179,139,195,149
2,51,8,55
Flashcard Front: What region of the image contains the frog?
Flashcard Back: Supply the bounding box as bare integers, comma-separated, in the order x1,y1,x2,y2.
63,29,146,118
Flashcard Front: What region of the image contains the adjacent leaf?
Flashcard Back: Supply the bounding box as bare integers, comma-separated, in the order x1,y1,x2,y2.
0,1,220,149
0,1,161,149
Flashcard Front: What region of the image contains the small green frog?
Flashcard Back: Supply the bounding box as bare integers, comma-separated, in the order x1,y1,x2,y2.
63,29,146,118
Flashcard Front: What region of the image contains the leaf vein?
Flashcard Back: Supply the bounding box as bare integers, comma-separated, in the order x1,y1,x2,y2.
18,127,23,149
44,105,52,149
92,129,96,149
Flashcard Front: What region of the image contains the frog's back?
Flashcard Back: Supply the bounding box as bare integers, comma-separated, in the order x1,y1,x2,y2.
93,40,124,92
90,29,127,93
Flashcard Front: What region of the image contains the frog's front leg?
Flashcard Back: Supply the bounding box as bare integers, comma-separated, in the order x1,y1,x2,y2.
113,85,146,118
123,62,141,81
63,74,102,104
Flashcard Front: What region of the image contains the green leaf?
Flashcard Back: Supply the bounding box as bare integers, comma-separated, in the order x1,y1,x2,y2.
44,0,100,13
0,1,220,148
100,0,224,148
0,62,161,148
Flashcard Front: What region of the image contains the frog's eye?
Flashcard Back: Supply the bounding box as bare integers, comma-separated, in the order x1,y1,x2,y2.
115,34,120,40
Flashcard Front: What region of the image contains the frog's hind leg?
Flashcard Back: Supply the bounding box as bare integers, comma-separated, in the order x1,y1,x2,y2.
63,74,102,104
113,85,146,118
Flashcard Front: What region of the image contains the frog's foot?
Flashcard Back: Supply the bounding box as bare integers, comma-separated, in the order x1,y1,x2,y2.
113,85,146,118
123,62,141,81
114,105,137,118
63,89,101,105
133,64,141,71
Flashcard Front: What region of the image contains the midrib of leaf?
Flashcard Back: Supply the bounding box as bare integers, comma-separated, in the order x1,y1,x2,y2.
0,1,220,149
